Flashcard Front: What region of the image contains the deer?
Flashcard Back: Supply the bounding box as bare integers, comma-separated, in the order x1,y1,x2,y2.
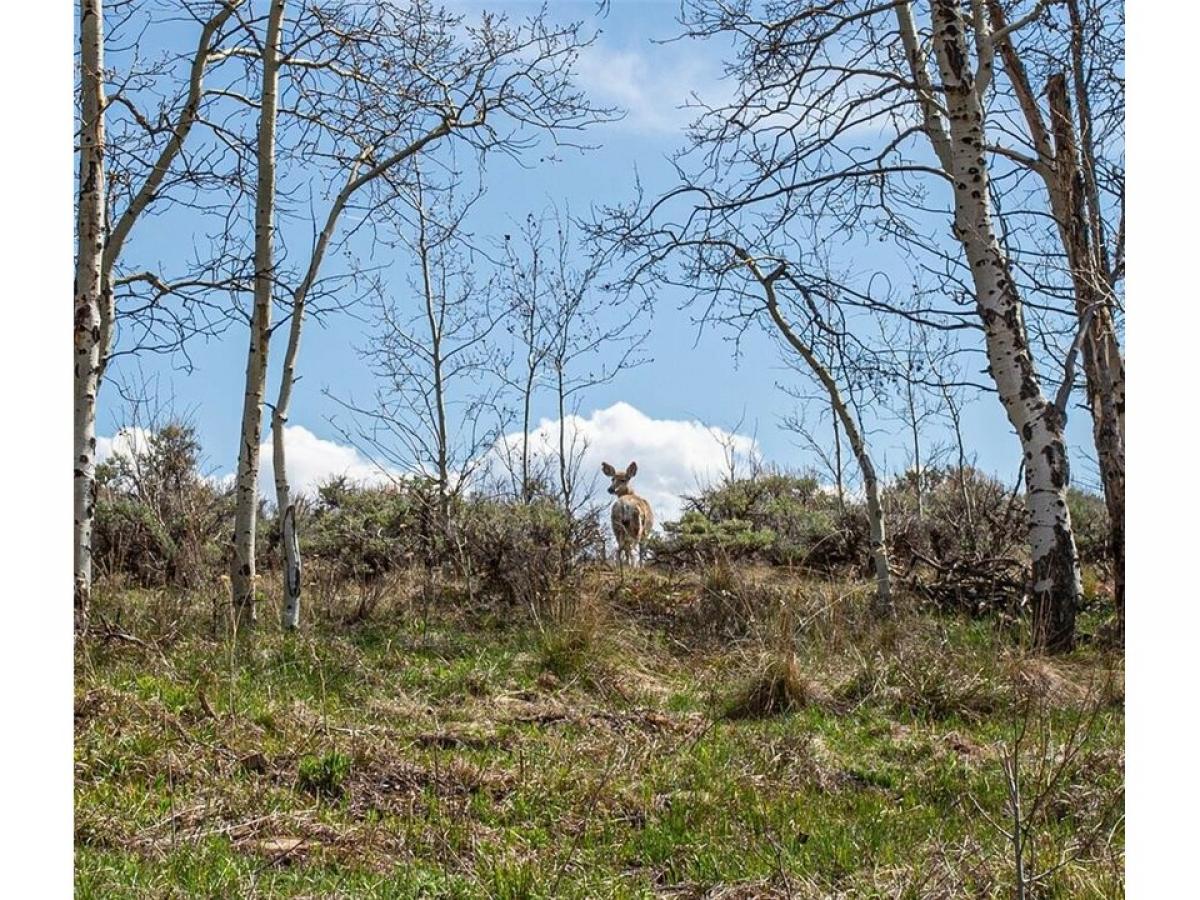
601,461,654,571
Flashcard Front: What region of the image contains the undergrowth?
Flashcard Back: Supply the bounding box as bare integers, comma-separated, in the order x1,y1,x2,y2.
76,566,1124,898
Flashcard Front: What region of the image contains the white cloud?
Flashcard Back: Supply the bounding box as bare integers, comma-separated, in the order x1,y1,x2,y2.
97,408,760,523
573,42,729,135
96,427,153,465
257,426,399,499
95,424,399,500
493,401,760,525
573,38,904,144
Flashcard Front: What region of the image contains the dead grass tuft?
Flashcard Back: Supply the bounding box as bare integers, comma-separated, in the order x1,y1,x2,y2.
1007,656,1089,706
725,652,832,719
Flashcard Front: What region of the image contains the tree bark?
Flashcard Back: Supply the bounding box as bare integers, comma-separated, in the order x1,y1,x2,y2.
75,0,106,635
414,183,452,531
231,0,285,628
556,362,572,516
1045,73,1125,639
984,0,1125,639
926,0,1081,652
831,395,846,515
520,360,536,503
905,377,924,521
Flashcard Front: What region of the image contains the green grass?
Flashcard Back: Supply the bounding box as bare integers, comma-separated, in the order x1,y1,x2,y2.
76,570,1124,897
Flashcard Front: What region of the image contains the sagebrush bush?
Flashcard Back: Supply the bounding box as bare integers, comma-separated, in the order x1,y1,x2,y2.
1067,488,1111,565
93,423,235,588
455,495,604,611
651,464,1103,615
295,476,430,581
655,470,861,569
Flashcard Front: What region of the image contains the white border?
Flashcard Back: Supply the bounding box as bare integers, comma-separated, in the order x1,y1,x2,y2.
1126,0,1200,894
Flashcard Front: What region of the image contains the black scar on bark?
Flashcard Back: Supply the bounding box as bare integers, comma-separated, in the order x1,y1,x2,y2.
1043,404,1065,433
1043,444,1066,489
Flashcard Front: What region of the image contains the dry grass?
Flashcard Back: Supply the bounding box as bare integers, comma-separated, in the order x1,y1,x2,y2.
724,652,833,719
76,564,1124,898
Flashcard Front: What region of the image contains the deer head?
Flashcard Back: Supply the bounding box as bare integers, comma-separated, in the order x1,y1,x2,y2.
601,461,638,497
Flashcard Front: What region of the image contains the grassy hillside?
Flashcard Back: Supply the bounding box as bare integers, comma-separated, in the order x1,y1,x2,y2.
75,568,1123,898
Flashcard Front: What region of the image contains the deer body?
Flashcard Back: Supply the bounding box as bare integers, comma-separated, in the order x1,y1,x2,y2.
602,461,653,570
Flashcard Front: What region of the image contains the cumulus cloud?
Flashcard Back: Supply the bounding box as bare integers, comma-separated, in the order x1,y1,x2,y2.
257,426,399,498
96,425,397,499
573,42,728,135
95,427,153,465
98,407,760,521
493,401,760,525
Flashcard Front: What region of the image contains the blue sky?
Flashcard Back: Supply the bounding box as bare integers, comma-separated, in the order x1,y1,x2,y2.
98,0,1103,519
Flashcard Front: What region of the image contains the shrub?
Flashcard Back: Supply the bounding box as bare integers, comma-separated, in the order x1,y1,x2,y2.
655,470,861,569
656,512,776,562
455,495,603,611
1067,488,1111,565
297,476,429,581
885,466,1028,612
93,423,234,588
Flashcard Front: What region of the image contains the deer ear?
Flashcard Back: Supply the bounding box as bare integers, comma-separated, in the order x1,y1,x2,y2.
626,461,638,477
601,462,615,476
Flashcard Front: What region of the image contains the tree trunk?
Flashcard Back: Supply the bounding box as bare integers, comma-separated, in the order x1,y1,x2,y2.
272,171,356,630
270,133,453,630
1045,73,1125,639
74,0,106,636
831,395,846,515
906,377,924,521
984,0,1124,641
415,190,451,533
279,500,301,627
231,0,285,628
942,383,976,546
855,439,893,618
556,362,572,516
928,0,1080,652
740,252,893,616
